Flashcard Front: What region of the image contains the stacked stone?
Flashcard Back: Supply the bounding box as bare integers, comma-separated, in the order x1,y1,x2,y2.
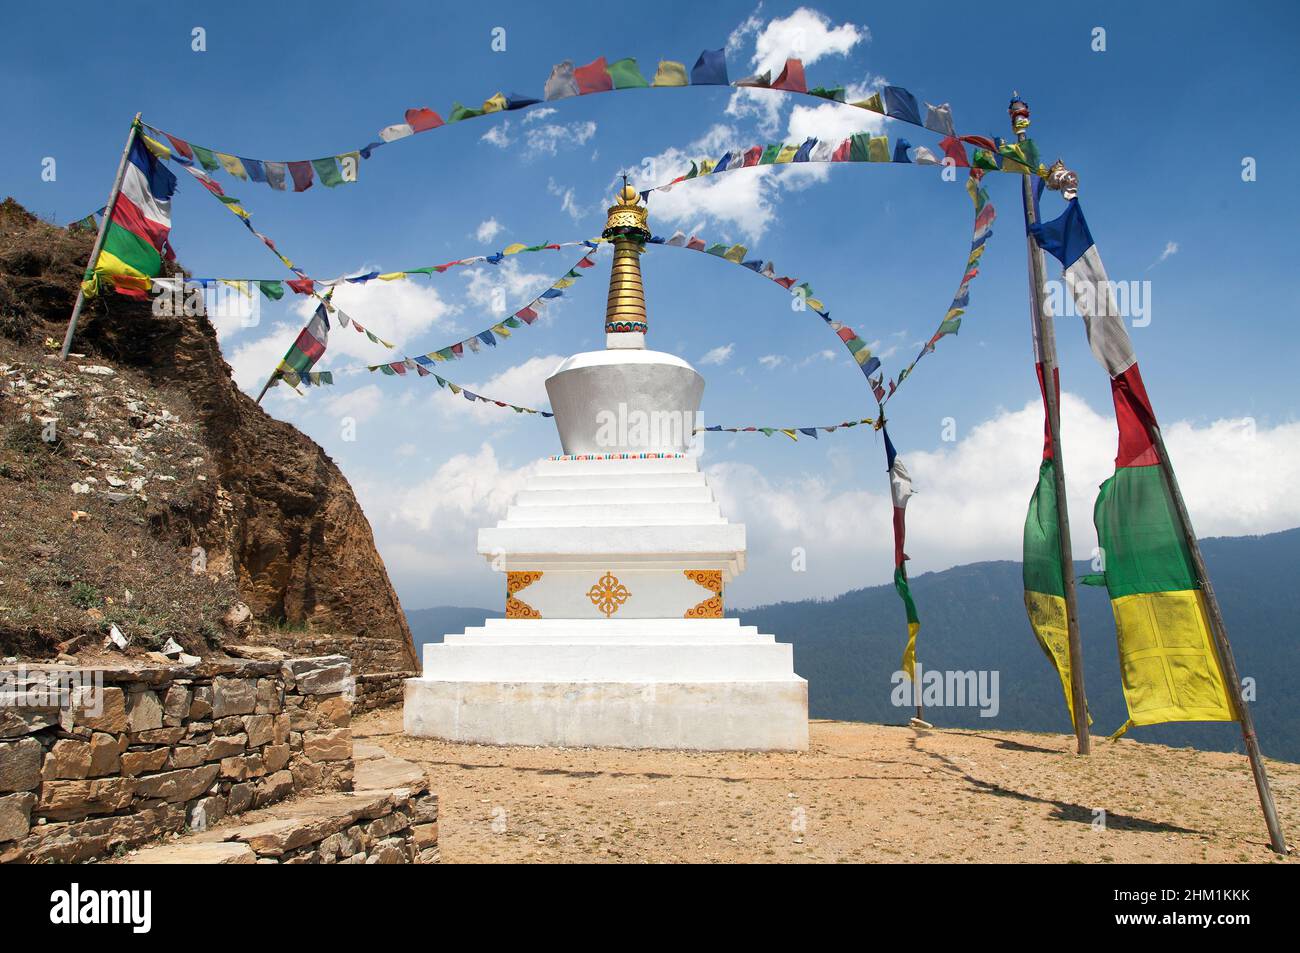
0,655,356,864
352,672,409,712
243,632,416,676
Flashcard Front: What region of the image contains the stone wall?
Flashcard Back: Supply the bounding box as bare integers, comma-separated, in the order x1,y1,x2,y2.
0,655,357,864
353,671,409,713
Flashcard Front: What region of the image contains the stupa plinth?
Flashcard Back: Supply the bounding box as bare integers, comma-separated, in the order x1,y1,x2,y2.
403,186,809,751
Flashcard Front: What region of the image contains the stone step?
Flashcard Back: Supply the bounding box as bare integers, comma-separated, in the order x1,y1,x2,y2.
526,472,707,490
515,485,715,504
420,642,796,681
503,501,723,525
120,755,437,865
536,457,699,475
448,628,771,645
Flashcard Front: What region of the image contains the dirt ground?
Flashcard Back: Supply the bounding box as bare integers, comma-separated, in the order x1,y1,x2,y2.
353,708,1298,864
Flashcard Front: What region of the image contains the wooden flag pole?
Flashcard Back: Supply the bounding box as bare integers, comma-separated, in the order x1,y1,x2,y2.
1146,425,1288,853
254,370,279,405
60,113,143,360
1011,96,1091,755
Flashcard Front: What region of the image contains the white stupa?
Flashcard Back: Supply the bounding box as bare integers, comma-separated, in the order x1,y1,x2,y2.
403,186,808,751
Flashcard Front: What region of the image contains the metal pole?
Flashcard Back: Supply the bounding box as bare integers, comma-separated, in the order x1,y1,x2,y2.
60,113,142,360
1146,425,1288,853
1012,96,1091,755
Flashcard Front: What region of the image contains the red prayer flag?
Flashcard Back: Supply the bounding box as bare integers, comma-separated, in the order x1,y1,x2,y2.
574,57,613,94
772,58,807,93
287,161,314,191
163,134,194,161
938,136,970,168
405,108,445,132
287,278,316,295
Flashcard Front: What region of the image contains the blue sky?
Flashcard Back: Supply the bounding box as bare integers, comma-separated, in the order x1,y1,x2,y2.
6,1,1300,611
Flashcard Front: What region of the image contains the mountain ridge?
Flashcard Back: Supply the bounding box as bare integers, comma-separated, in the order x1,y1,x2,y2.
406,526,1300,761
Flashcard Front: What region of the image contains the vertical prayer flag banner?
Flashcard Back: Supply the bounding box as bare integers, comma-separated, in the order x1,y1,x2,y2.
278,302,330,377
1031,198,1234,736
884,427,920,680
1021,363,1084,728
83,132,176,299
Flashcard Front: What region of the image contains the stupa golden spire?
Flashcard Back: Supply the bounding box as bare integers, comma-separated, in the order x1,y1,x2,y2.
602,181,650,348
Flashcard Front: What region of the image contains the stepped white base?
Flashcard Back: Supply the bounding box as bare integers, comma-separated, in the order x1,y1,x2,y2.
404,618,809,751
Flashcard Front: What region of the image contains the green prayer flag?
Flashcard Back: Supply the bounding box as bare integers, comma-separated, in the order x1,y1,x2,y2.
312,157,345,187
606,57,649,89
448,102,484,122
190,144,221,172
258,280,285,301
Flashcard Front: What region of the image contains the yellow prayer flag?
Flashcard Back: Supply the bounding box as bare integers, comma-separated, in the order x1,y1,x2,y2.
216,153,248,179
482,92,508,113
652,60,689,86
852,93,884,113
502,243,528,255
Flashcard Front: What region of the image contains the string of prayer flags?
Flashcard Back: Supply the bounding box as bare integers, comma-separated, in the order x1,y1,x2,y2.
66,207,104,232
141,49,987,193
347,362,554,418
698,417,878,440
316,248,600,379
143,124,360,191
651,231,880,378
650,130,1039,199
883,167,998,403
883,425,921,682
147,133,406,358
190,240,601,294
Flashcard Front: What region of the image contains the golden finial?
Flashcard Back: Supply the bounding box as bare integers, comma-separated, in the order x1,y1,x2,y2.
603,178,650,345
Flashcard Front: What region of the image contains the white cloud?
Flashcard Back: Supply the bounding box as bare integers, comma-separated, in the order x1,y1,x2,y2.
724,87,787,138
787,97,885,143
758,354,785,369
796,348,839,368
475,218,503,244
627,127,781,240
750,7,868,76
727,5,765,55
709,394,1300,606
1149,240,1179,269
461,259,555,314
368,441,538,592
480,122,512,149
522,107,558,124
322,383,385,425
427,354,564,425
526,121,597,158
226,276,459,397
547,178,593,223
700,343,735,366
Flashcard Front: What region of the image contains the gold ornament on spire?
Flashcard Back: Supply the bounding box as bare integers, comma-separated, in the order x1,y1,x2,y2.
602,183,650,343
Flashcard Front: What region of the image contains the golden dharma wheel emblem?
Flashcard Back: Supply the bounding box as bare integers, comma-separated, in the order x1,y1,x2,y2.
587,571,631,618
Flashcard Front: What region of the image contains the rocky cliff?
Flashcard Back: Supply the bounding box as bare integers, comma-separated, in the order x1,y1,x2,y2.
0,199,416,674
